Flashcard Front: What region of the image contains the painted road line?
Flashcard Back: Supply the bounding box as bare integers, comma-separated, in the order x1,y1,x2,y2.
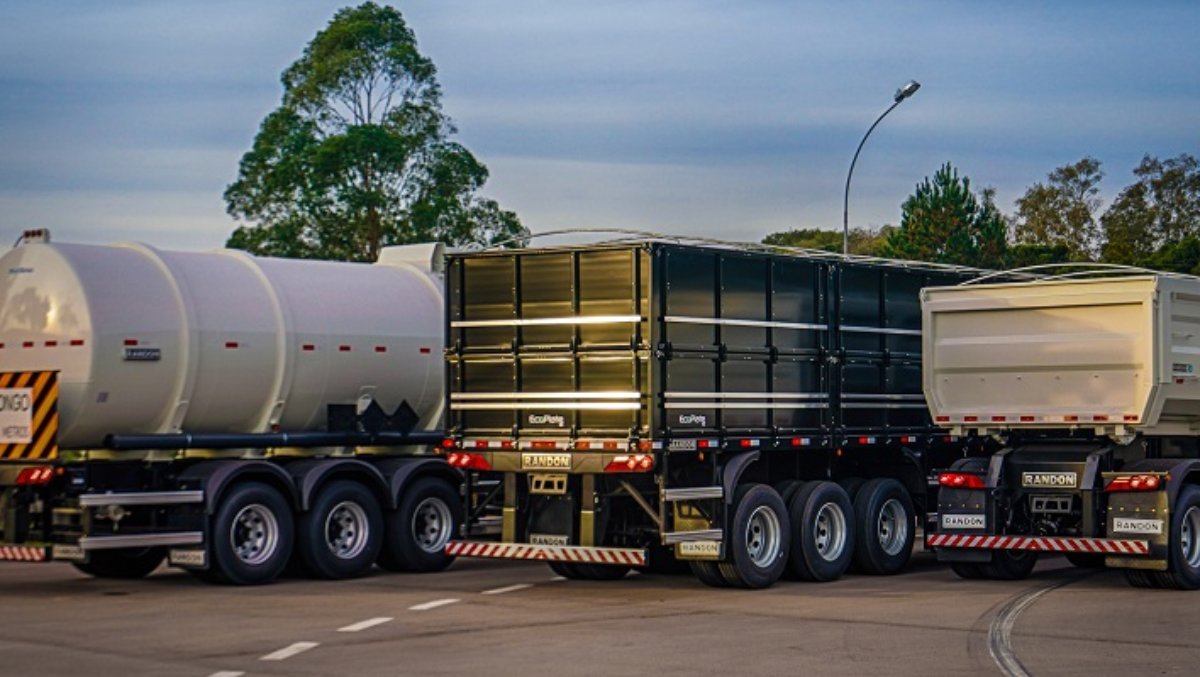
481,583,532,595
548,576,567,582
207,672,245,677
338,616,394,632
409,598,460,611
989,576,1082,677
260,641,320,661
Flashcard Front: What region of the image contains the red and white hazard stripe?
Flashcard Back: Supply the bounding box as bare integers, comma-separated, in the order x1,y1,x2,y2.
928,533,1149,555
0,545,48,562
446,541,647,567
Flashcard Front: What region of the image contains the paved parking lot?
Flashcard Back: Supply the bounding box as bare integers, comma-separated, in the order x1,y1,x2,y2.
0,550,1196,676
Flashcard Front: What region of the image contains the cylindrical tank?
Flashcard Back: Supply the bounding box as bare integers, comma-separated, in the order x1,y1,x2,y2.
0,239,444,448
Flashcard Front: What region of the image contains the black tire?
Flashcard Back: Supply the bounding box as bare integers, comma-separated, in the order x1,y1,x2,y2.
851,478,915,576
1124,569,1159,588
788,480,855,582
377,477,461,573
838,477,866,502
1154,485,1200,590
72,548,165,579
576,563,632,580
209,481,294,586
773,480,804,507
1065,553,1106,569
981,549,1038,580
718,484,791,589
295,480,383,579
549,561,586,579
690,560,730,587
949,562,986,580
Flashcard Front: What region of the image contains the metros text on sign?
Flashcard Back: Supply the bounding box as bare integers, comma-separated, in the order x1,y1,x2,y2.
0,387,34,444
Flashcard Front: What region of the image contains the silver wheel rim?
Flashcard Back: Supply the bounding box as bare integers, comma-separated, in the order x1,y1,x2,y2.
745,505,782,568
325,500,370,560
231,503,279,566
1182,506,1200,569
412,497,453,554
813,501,848,562
877,498,909,557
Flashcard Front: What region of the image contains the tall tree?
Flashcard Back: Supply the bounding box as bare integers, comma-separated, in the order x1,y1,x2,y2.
1101,154,1200,266
880,163,1007,267
1012,156,1103,261
224,2,526,261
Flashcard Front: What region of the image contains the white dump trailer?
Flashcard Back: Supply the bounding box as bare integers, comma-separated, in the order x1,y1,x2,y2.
921,275,1200,589
0,230,464,585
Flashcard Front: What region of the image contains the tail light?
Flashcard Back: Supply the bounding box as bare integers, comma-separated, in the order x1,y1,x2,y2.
938,472,985,489
16,466,55,486
440,438,457,450
604,454,654,473
445,452,492,471
1105,474,1162,492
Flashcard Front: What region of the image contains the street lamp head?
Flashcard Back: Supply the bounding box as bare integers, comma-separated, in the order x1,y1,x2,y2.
894,80,921,103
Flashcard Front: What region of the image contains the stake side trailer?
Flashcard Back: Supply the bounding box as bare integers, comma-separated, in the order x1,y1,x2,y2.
442,241,985,588
0,231,467,584
923,275,1200,588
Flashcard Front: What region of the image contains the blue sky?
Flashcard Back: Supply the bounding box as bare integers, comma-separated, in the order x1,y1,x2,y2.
1,1,1197,252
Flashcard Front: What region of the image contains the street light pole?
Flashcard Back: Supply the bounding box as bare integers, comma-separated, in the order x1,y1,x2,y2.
842,80,921,256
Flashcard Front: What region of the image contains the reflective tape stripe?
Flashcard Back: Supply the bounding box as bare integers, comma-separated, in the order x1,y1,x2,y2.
445,541,646,566
927,534,1149,555
0,545,49,562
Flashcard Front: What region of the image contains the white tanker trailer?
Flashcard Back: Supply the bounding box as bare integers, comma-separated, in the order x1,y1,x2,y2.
0,229,465,584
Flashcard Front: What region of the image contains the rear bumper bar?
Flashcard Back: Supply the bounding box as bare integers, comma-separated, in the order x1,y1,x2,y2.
928,533,1149,555
446,540,646,567
0,544,49,562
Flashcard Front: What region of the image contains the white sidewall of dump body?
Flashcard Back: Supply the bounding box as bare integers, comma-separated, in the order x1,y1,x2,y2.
0,242,444,448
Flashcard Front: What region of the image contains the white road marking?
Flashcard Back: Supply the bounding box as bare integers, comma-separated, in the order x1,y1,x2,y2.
338,616,394,632
989,578,1077,677
548,576,567,582
260,641,320,661
408,598,460,611
481,583,532,595
207,672,245,677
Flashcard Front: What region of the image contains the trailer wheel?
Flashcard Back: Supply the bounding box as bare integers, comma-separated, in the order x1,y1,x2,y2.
377,476,460,573
949,562,985,580
690,560,730,587
1124,569,1159,588
787,480,854,582
209,482,293,585
72,548,166,579
851,478,915,575
1154,485,1200,590
718,484,791,589
773,480,804,507
295,480,383,579
981,549,1037,580
838,477,866,502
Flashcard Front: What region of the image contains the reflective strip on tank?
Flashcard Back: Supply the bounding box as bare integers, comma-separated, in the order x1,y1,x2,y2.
927,533,1149,554
445,540,646,566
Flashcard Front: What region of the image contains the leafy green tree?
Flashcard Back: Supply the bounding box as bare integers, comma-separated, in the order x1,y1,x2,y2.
880,163,1007,267
1101,154,1200,266
1144,236,1200,275
762,226,893,255
224,2,526,261
1012,157,1103,261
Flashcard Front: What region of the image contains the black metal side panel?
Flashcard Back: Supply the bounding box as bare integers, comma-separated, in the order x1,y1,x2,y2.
446,246,652,439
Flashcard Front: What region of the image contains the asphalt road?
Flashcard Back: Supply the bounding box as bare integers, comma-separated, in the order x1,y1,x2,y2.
0,551,1196,677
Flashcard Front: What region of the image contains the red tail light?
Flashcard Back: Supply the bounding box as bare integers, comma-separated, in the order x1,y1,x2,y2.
938,472,985,489
445,452,492,471
1105,474,1162,492
15,466,54,486
441,438,457,450
604,454,655,473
